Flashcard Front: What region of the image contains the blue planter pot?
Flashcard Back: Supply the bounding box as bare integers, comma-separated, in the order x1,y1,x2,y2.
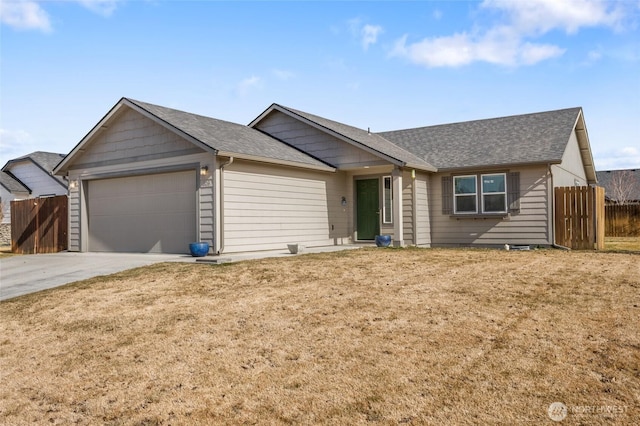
375,235,392,247
189,242,210,257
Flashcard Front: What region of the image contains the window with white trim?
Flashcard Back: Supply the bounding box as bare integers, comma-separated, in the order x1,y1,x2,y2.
481,173,507,213
383,175,393,223
443,172,520,216
454,175,477,213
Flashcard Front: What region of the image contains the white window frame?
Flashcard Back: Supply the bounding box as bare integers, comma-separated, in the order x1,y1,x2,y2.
481,173,507,213
453,175,478,214
382,175,393,224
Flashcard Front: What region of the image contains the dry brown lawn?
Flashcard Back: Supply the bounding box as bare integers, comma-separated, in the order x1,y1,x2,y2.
605,237,640,253
1,248,638,425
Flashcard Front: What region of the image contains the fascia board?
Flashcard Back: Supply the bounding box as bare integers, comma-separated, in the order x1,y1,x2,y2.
53,98,216,175
216,151,336,173
53,99,127,175
436,160,562,173
573,110,597,184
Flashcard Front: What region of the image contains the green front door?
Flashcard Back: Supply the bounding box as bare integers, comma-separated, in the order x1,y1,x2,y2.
356,178,380,240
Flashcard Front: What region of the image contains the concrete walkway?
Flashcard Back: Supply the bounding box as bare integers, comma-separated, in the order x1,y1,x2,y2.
0,245,363,301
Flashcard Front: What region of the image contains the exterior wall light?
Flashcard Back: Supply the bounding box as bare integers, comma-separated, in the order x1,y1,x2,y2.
341,196,347,207
200,165,209,176
69,180,78,190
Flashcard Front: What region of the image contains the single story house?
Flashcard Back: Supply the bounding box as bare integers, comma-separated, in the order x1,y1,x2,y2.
595,169,640,204
53,98,597,254
1,151,67,224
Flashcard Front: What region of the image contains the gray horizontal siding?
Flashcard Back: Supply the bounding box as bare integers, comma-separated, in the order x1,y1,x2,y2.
430,166,551,246
256,111,383,168
402,171,413,244
223,161,349,253
69,108,204,169
415,173,431,246
68,184,81,251
7,163,65,197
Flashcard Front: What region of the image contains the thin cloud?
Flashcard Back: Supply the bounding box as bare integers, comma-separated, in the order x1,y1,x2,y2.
236,76,262,97
0,0,122,32
0,129,36,163
482,0,626,34
0,1,52,32
391,29,564,68
594,146,640,170
348,17,383,51
272,69,295,81
361,24,383,50
391,0,630,68
77,0,122,17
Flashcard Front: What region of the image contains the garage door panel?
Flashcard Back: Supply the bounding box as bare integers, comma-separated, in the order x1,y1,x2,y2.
88,171,196,253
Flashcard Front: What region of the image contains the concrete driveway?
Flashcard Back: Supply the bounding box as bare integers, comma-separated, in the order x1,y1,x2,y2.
0,252,191,301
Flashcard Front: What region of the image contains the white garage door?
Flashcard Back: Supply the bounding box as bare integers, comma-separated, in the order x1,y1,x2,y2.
88,170,197,253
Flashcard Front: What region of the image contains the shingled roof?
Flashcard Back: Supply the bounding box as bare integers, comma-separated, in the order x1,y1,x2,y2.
0,171,30,193
127,99,333,171
378,107,583,170
265,105,437,171
596,169,640,202
2,151,67,187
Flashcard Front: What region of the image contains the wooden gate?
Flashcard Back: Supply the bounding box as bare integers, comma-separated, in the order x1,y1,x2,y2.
554,186,605,250
11,195,68,254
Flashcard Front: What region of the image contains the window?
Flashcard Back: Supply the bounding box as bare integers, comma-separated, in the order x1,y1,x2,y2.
454,175,477,213
443,172,519,216
383,176,392,223
481,173,507,213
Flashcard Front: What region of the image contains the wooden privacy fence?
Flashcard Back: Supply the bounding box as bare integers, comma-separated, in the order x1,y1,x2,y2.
555,186,605,250
11,195,68,254
605,204,640,237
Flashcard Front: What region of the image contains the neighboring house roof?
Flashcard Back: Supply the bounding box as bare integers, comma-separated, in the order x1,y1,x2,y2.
250,104,437,172
595,169,640,202
378,107,591,172
0,171,30,193
2,151,67,188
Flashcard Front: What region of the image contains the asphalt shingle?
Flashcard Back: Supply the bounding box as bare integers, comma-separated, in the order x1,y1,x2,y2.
275,105,437,171
3,151,67,187
0,171,30,193
595,169,640,202
378,107,583,170
127,99,332,169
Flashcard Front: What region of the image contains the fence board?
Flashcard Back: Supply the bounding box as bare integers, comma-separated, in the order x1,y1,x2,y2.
605,204,640,237
554,186,604,250
10,195,68,254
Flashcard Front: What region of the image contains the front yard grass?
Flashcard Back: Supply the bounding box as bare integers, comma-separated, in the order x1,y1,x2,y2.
1,248,638,424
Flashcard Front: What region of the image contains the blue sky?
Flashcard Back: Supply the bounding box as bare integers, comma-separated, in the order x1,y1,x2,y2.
1,0,639,170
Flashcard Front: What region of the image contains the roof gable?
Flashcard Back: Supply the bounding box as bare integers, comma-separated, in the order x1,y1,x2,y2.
250,104,437,172
55,98,333,174
378,107,584,171
2,151,67,189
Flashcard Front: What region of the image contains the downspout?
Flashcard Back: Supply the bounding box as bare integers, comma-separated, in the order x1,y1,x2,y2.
217,156,234,255
549,163,570,250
